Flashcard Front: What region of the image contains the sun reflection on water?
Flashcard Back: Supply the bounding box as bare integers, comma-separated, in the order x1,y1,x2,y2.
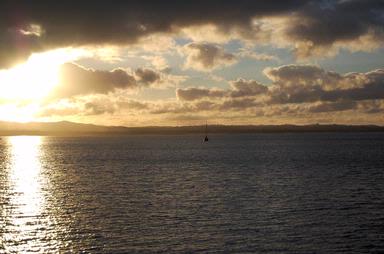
9,136,43,217
1,136,54,253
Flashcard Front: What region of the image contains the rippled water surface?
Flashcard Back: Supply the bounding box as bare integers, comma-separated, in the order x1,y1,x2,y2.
1,133,384,253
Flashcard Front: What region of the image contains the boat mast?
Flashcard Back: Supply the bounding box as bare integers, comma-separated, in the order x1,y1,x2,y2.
204,120,209,142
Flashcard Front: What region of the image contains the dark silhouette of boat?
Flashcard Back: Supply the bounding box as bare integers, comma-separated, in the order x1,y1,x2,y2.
204,121,209,142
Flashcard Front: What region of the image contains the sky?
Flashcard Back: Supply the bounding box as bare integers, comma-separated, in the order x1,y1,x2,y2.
0,0,384,126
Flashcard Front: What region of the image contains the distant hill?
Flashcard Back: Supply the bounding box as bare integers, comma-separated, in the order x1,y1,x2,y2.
0,121,126,135
1,121,384,136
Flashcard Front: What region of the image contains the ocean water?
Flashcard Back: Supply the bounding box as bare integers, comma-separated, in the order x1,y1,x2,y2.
0,133,383,253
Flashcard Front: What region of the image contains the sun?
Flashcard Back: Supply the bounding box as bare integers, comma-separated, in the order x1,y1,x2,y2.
0,48,86,122
0,57,59,101
0,48,84,101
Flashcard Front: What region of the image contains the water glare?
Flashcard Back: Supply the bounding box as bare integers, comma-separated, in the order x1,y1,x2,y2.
1,136,52,253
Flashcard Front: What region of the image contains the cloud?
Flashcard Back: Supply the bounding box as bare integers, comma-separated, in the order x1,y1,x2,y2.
284,0,384,57
176,87,227,101
180,1,384,58
229,79,269,97
141,55,169,70
48,63,187,100
307,100,357,113
117,100,150,111
264,67,384,104
1,0,384,67
84,101,117,115
39,94,152,118
182,42,237,71
263,64,342,88
0,0,309,68
176,65,384,115
134,67,187,89
135,68,161,85
237,49,278,61
50,63,136,98
37,65,384,125
38,104,81,117
176,78,268,101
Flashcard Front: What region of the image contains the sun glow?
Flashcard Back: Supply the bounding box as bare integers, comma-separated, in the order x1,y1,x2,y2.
0,48,84,101
0,103,40,123
0,48,86,122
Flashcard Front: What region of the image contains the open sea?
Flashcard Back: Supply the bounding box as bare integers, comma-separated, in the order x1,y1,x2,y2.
0,133,383,253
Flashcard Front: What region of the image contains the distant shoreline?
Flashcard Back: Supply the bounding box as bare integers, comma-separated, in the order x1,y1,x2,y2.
1,121,384,136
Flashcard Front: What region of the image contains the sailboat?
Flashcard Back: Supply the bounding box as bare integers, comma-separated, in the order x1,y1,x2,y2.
204,121,209,142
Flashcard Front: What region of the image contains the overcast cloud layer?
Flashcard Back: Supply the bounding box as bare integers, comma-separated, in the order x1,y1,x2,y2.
1,0,384,67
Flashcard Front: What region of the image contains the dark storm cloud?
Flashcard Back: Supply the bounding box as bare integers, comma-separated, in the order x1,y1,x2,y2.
1,0,383,68
51,63,136,98
0,0,307,68
0,28,42,67
286,0,384,56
